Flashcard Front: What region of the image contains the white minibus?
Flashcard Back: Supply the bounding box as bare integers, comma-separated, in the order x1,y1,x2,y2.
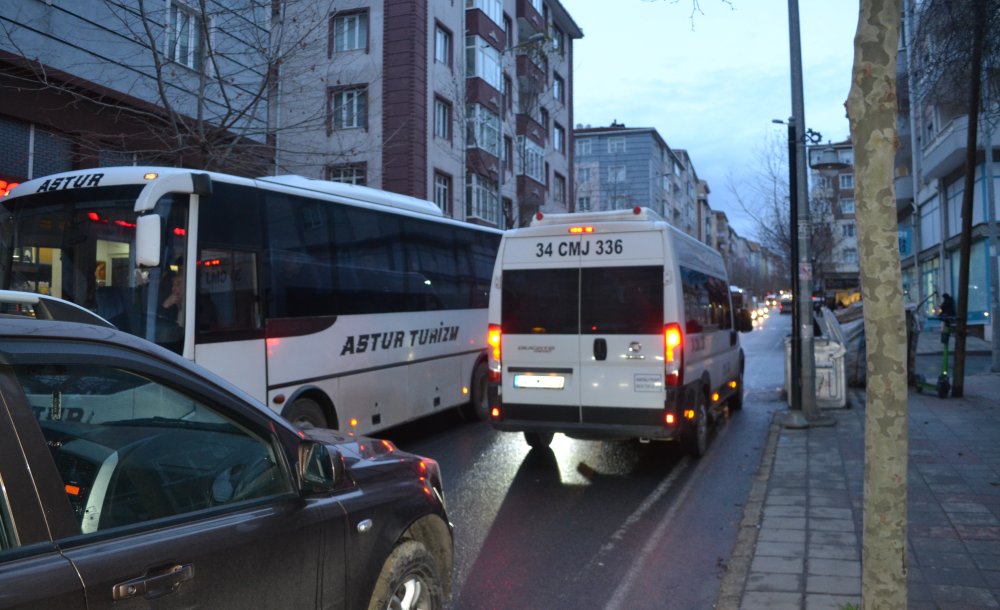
486,207,752,456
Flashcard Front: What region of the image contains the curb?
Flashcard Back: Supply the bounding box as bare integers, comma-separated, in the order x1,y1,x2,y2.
714,410,783,610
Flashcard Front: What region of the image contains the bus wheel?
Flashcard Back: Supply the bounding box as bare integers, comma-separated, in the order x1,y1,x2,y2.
284,398,328,429
524,432,553,448
460,362,489,421
682,396,709,458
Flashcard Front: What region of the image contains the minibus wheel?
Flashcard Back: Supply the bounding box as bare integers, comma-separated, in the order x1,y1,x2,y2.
682,396,708,458
524,431,553,448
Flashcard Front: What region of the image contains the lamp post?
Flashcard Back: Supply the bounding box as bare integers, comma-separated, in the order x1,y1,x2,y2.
782,0,834,428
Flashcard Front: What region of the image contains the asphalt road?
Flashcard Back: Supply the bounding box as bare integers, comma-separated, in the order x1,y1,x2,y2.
382,310,791,609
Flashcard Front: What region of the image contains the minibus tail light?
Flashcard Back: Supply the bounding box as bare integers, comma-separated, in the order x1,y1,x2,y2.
664,323,683,387
487,324,502,382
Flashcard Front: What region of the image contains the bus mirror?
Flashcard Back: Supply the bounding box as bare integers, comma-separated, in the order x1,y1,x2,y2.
136,215,162,267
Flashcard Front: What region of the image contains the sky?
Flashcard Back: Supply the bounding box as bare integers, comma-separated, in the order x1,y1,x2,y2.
563,0,861,238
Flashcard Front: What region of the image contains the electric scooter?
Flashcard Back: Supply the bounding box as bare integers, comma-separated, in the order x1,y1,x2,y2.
914,314,955,398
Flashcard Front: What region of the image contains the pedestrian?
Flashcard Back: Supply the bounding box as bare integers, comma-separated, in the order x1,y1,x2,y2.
939,292,956,320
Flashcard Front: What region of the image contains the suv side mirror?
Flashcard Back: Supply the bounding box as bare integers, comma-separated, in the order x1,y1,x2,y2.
298,441,346,492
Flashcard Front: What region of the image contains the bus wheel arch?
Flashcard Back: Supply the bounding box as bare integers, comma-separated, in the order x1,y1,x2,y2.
282,390,337,430
460,356,490,421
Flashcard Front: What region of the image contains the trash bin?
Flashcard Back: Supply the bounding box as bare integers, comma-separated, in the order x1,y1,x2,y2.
784,336,848,408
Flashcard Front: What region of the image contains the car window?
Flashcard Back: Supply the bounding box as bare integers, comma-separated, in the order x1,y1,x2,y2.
12,363,293,534
0,486,13,551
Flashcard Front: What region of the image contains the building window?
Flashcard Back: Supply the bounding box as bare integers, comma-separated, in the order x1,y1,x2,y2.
529,0,543,13
466,172,500,225
331,11,368,53
466,104,500,157
608,137,626,154
434,97,452,141
434,24,452,66
843,247,858,264
540,108,549,131
503,75,513,111
576,138,592,156
608,165,626,183
840,197,855,214
466,0,504,28
553,123,565,153
466,35,502,90
553,73,564,104
504,136,513,174
839,173,854,190
577,167,591,182
328,86,368,131
326,163,366,185
168,2,204,70
577,196,591,211
504,15,513,46
553,173,566,204
551,26,565,56
518,136,544,183
434,172,452,213
842,222,855,237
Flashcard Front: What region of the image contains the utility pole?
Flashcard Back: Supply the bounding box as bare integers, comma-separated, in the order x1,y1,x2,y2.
785,0,833,427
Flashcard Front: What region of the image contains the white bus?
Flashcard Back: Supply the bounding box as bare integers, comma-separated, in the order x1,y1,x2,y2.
1,167,502,432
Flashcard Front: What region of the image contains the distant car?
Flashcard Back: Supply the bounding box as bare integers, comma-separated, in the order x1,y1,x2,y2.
0,316,453,610
780,296,794,314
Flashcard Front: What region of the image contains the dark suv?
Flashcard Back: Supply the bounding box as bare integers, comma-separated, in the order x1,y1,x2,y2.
0,316,452,609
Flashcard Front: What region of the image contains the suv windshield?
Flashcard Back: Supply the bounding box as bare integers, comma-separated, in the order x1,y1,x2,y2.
1,186,189,353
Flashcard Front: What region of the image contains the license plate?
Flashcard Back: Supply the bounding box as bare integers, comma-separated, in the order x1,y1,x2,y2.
513,374,566,390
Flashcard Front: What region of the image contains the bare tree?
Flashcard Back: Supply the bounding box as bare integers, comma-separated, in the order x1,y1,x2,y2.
726,131,839,295
910,0,1000,396
0,0,342,176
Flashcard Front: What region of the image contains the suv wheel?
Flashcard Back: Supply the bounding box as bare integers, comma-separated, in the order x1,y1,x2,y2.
367,540,443,610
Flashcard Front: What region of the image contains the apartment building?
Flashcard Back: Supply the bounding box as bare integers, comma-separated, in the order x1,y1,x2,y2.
572,122,700,238
276,0,582,228
1,1,582,229
896,0,999,342
808,139,861,306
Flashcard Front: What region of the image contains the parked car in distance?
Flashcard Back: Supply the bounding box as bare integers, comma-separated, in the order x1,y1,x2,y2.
0,315,453,610
780,295,794,314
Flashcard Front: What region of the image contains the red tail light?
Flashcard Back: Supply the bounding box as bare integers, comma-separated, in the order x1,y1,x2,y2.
487,324,502,382
664,323,683,387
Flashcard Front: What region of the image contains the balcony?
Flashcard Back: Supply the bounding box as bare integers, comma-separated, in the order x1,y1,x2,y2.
895,174,914,206
921,116,1000,181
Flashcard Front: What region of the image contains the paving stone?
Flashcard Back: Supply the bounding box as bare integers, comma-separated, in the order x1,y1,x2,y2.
809,518,855,533
754,540,806,558
804,593,861,610
763,505,806,518
750,555,803,574
809,530,858,547
745,571,803,593
806,575,861,596
808,507,853,520
808,543,859,561
740,591,802,609
928,583,1000,608
758,528,806,544
808,558,861,579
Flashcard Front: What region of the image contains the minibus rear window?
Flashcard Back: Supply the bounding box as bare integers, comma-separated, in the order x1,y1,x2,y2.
502,269,578,334
581,266,663,334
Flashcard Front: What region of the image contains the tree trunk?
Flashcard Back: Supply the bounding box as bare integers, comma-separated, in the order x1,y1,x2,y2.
951,0,987,397
845,1,907,608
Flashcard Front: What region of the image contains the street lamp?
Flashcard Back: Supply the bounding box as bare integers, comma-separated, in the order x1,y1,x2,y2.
781,0,834,429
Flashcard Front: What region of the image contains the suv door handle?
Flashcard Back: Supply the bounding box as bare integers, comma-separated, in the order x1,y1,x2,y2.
593,338,607,361
113,563,194,600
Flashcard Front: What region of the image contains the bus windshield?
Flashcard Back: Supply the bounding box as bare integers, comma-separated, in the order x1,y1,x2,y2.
1,185,190,353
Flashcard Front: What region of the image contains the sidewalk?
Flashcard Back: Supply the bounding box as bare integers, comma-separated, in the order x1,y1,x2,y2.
717,369,1000,610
